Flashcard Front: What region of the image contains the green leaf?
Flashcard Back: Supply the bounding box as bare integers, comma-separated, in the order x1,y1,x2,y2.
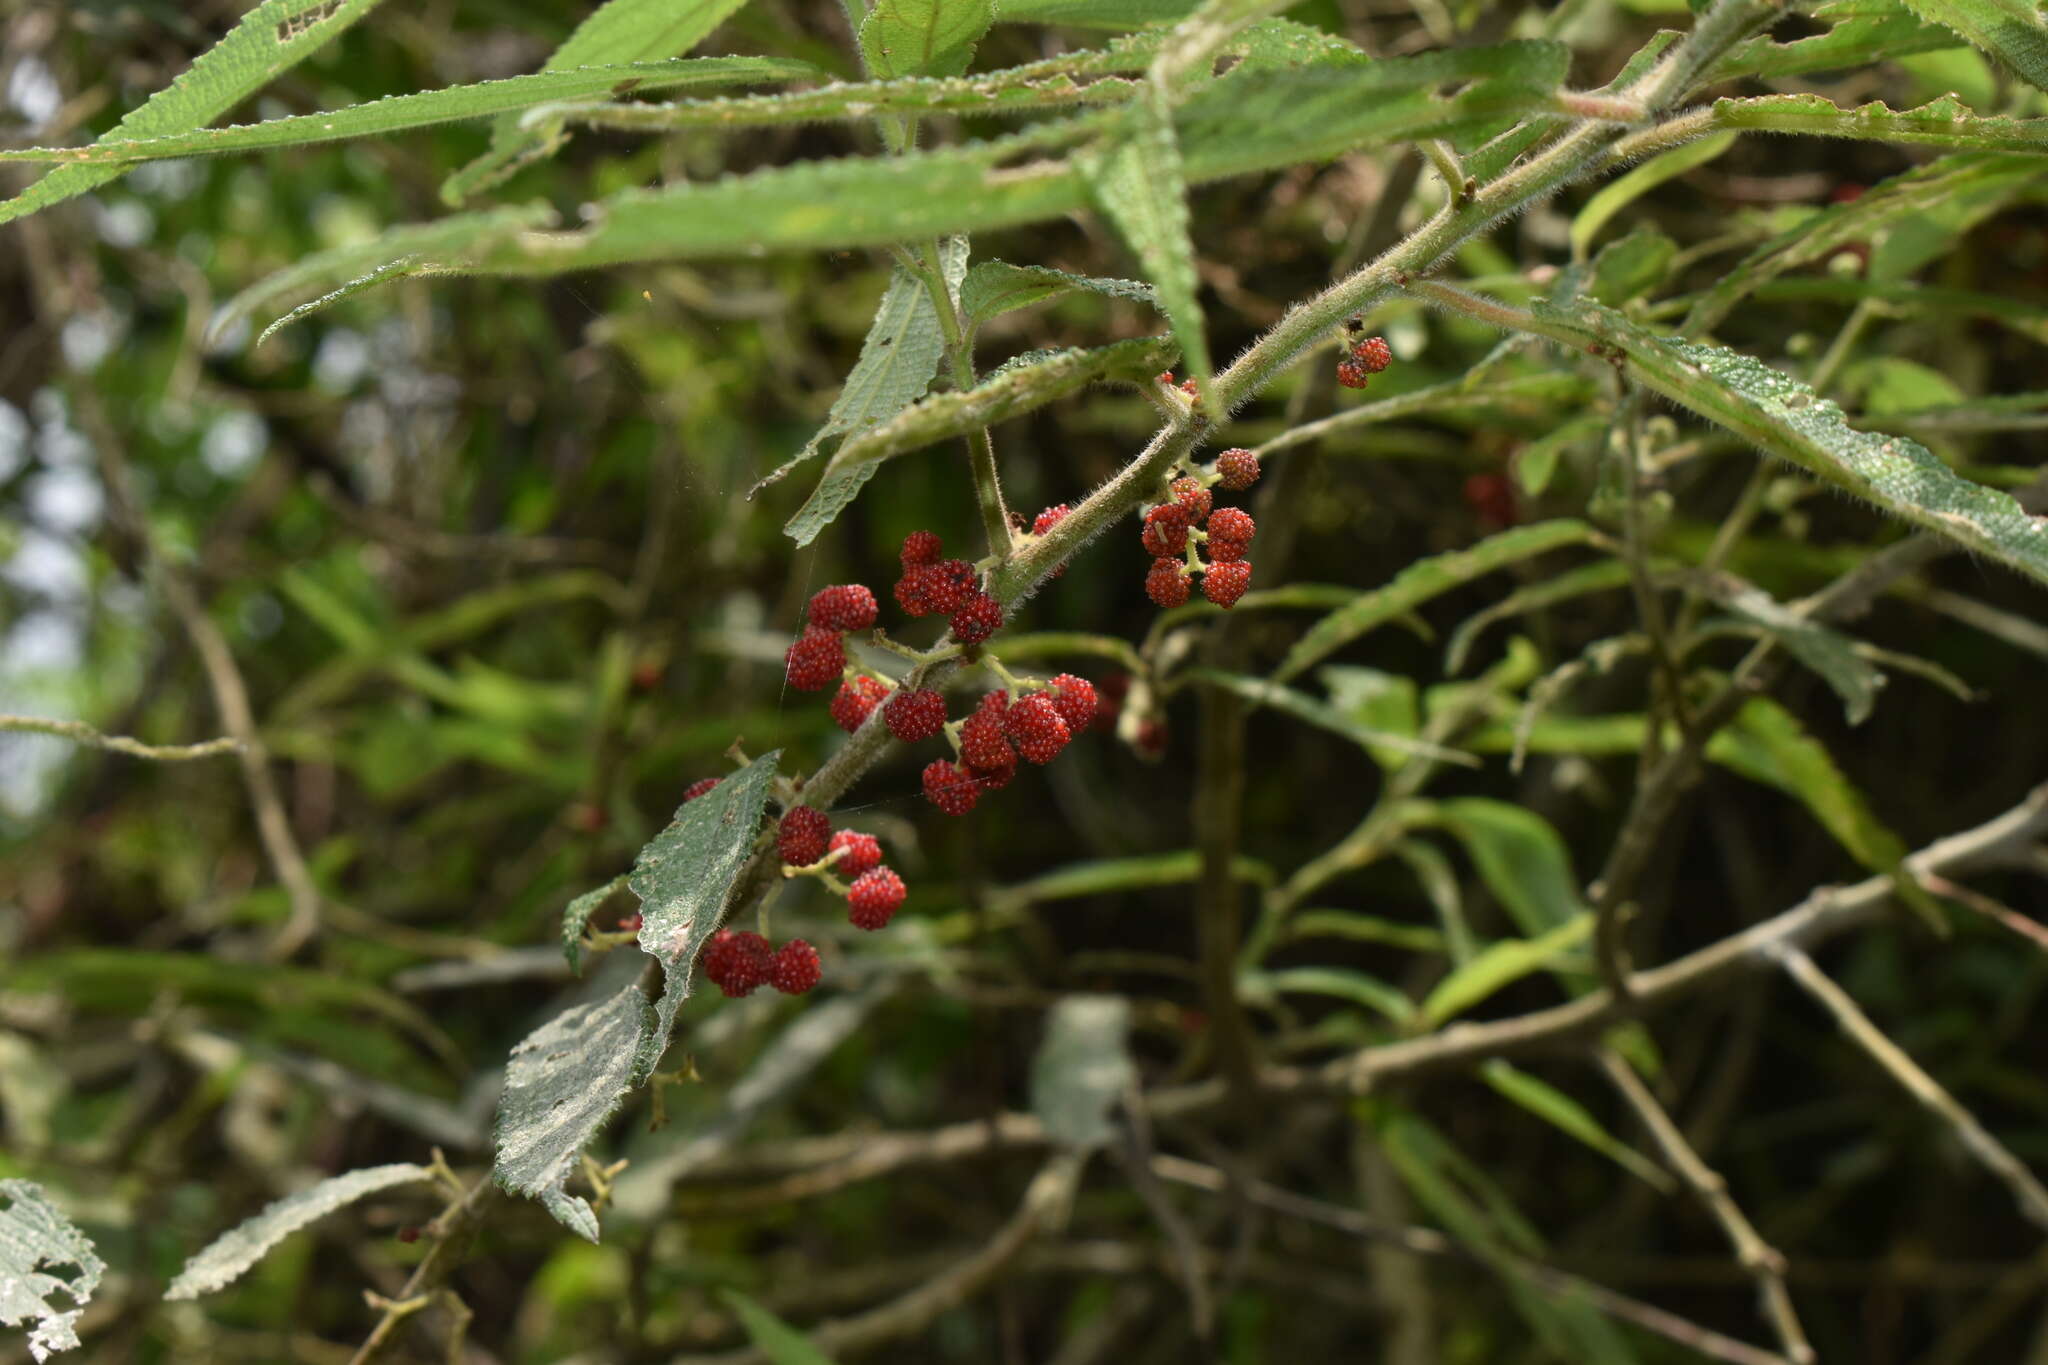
1697,576,1886,724
0,1180,104,1360
784,336,1175,544
1184,668,1480,768
1715,0,1959,79
1031,995,1136,1148
443,0,757,203
1246,966,1415,1023
0,59,817,166
1707,93,2048,154
165,1165,434,1300
1479,1061,1673,1190
1420,915,1593,1027
994,0,1201,27
1433,798,1591,935
755,236,967,495
861,0,997,78
1321,665,1424,772
1445,560,1633,675
1080,93,1211,397
1284,911,1446,953
1544,297,2048,590
1705,698,1943,929
1890,0,2048,92
1588,227,1678,307
960,261,1158,325
1273,521,1598,684
1395,836,1478,964
1570,131,1736,260
991,849,1272,909
560,876,628,977
0,0,385,226
718,1290,838,1364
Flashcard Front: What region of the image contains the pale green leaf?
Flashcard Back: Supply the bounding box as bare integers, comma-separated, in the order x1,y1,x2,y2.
1715,0,1960,79
1080,92,1210,396
1545,297,2048,590
1588,227,1678,308
1891,0,2048,92
995,0,1200,26
1420,915,1593,1026
1274,521,1599,684
1247,966,1415,1023
0,0,385,226
1478,1061,1673,1190
862,0,997,78
718,1290,838,1364
1184,668,1480,767
1321,665,1424,772
1433,798,1591,935
560,875,629,977
785,336,1175,544
1571,132,1736,260
1707,93,2048,154
0,1181,103,1361
164,1165,433,1300
0,59,817,166
1697,576,1885,724
1445,560,1633,675
991,849,1272,910
1031,995,1136,1148
960,260,1157,325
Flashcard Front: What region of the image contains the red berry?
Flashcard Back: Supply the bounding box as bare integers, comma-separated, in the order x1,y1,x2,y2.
950,591,1003,645
768,939,822,995
1046,674,1097,735
1463,472,1519,527
776,807,831,867
1203,560,1252,608
1206,507,1255,562
883,687,947,742
976,758,1017,790
683,777,721,802
959,703,1017,773
1141,503,1192,557
1004,693,1071,765
925,560,977,614
1352,335,1393,373
1179,378,1200,398
784,625,845,692
847,867,906,930
1032,505,1071,536
396,1226,421,1244
631,660,663,692
830,676,891,733
1215,447,1260,491
1170,476,1212,524
922,759,980,815
1336,355,1371,389
702,928,772,997
808,584,878,632
568,802,606,833
1145,557,1190,608
1135,717,1169,758
1093,673,1128,731
901,530,942,567
828,829,883,878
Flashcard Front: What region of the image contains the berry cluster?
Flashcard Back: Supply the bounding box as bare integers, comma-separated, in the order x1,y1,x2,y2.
1336,333,1393,390
1140,452,1261,611
702,929,821,997
777,806,911,932
893,531,1004,645
919,670,1098,816
784,583,880,691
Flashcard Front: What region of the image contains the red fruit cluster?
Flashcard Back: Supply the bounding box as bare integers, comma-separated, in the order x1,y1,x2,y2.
683,777,721,802
1137,468,1256,610
777,807,832,867
1337,334,1393,390
1031,504,1070,578
773,801,912,935
848,867,906,930
703,929,821,997
830,675,890,733
785,582,883,692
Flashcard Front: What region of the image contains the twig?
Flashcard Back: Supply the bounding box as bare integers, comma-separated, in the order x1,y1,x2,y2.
1152,1154,1795,1365
347,1175,499,1365
1921,873,2048,955
1771,943,2048,1232
1597,1048,1815,1364
0,714,241,762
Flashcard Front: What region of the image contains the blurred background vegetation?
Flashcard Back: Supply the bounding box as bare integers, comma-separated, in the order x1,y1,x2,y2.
4,1,2048,1362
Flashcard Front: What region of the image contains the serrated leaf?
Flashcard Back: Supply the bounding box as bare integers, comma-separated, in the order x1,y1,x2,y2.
0,0,384,226
1707,93,2048,153
1274,521,1598,684
1697,575,1885,724
1544,297,2048,590
0,59,817,167
1891,0,2048,92
756,237,966,494
1080,93,1210,396
0,1181,103,1362
1705,697,1943,929
560,875,628,976
784,336,1175,544
960,260,1157,325
627,752,781,1076
494,977,652,1241
861,0,997,79
1420,915,1593,1026
719,1290,838,1364
1245,966,1415,1023
443,0,757,203
1478,1061,1673,1190
1715,0,1960,79
164,1164,433,1300
1570,132,1736,260
1432,798,1591,935
1031,995,1136,1148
